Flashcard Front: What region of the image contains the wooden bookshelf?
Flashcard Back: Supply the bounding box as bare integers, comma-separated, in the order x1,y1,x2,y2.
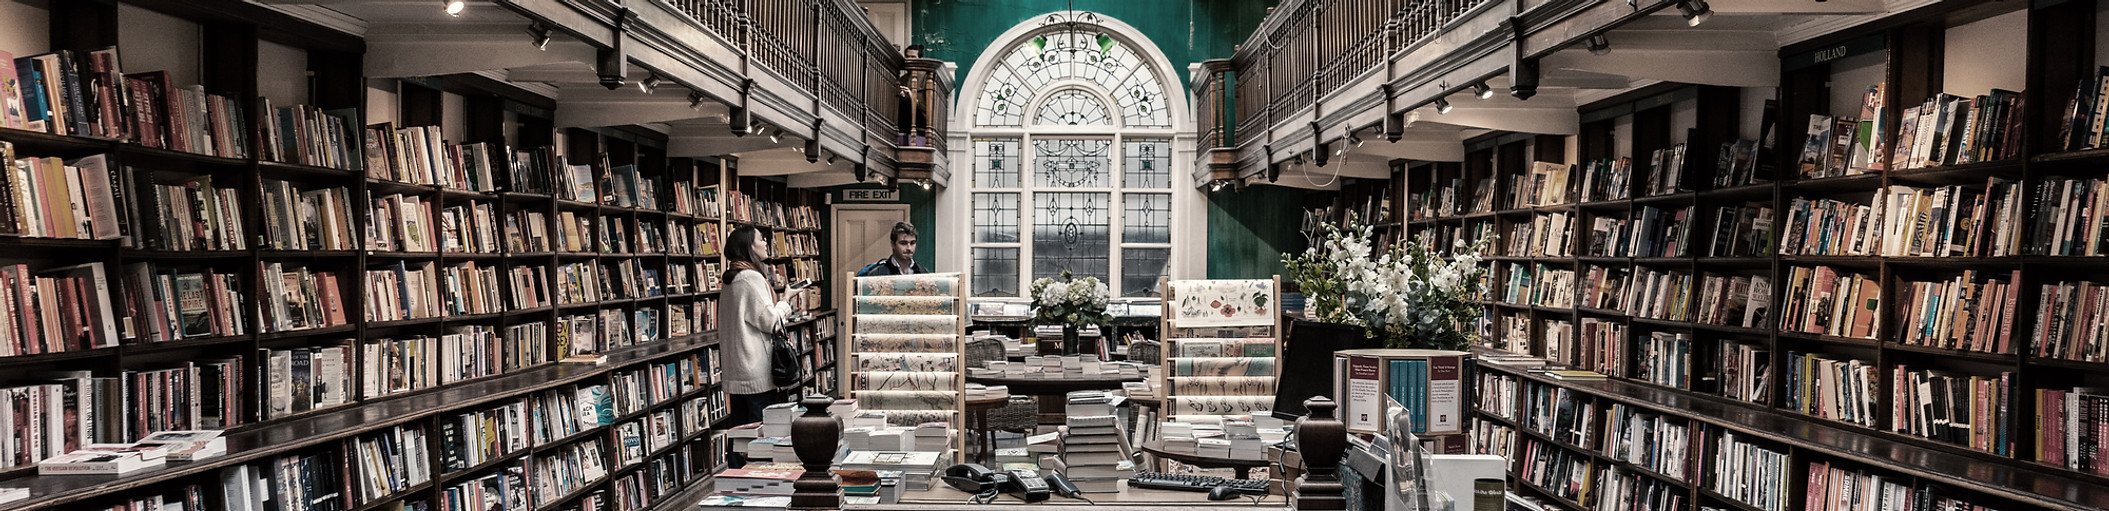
1416,1,2109,509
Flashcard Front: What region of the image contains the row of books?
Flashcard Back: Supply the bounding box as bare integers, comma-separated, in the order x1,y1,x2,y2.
1778,196,1879,256
1778,265,1881,340
1704,428,1791,511
1517,438,1592,503
1491,311,1531,355
1604,403,1690,482
439,262,506,316
2059,66,2109,151
1630,331,1693,390
1,48,251,159
1803,461,1907,511
263,344,354,420
0,362,243,472
1706,202,1776,258
359,324,552,399
0,151,121,240
599,164,659,210
344,424,432,506
1593,465,1685,511
608,350,720,417
122,262,247,343
261,179,357,251
1411,176,1467,220
1504,212,1574,257
1896,270,2020,354
1500,262,1575,309
1785,351,1879,428
1640,142,1691,197
438,201,501,254
365,261,441,322
1877,180,2027,258
0,262,120,355
363,124,501,190
2033,387,2108,474
440,401,529,472
1520,382,1597,448
2028,176,2109,257
1891,89,2024,170
132,170,245,253
1694,272,1770,328
258,102,361,171
367,193,438,252
726,189,822,230
2032,279,2109,363
1720,341,1771,405
770,231,821,258
1798,85,1886,179
1579,157,1632,202
1711,134,1772,189
438,461,527,511
1622,267,1693,322
259,263,348,333
1891,366,2011,455
1516,161,1573,208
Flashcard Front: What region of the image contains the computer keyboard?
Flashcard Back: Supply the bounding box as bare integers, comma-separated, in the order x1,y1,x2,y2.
1127,472,1270,494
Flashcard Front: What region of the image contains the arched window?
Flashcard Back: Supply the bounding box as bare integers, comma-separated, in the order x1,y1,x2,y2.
962,14,1177,298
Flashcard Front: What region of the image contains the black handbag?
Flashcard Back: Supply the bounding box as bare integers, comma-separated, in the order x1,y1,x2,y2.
768,328,803,388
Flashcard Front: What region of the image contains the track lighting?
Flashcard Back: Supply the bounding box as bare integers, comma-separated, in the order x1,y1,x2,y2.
689,92,706,111
1435,97,1453,114
1472,82,1494,100
1676,0,1712,27
527,22,552,50
1586,35,1611,55
443,0,464,16
637,73,662,94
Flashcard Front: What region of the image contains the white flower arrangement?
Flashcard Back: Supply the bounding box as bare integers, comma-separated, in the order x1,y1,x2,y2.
1284,223,1492,350
1029,270,1110,328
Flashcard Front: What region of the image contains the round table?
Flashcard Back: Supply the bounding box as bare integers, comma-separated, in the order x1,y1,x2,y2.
963,396,1009,464
1137,440,1271,480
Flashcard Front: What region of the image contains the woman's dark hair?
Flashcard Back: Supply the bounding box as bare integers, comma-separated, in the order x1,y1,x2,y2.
721,226,770,285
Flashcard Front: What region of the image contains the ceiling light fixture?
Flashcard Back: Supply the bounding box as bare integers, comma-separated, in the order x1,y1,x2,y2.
443,0,465,16
1435,97,1454,114
637,73,662,94
1472,82,1494,100
1676,0,1713,27
1586,35,1611,55
527,22,552,50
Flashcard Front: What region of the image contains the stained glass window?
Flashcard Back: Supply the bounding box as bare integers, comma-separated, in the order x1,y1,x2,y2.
1035,89,1112,126
973,27,1167,129
972,193,1018,243
1033,192,1110,282
974,138,1020,188
1122,193,1169,243
1122,247,1170,297
1034,138,1111,188
973,247,1020,297
1122,139,1171,188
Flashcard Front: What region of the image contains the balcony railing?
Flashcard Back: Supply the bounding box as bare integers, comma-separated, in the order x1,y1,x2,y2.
661,0,911,146
1221,0,1494,150
1195,59,1235,153
900,56,952,155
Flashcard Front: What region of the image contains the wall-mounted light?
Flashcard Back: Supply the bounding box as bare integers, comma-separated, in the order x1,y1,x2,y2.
637,73,663,94
443,0,464,16
1435,97,1454,114
1472,82,1494,100
1586,35,1611,55
527,22,552,50
1676,0,1712,27
767,126,781,144
689,92,706,111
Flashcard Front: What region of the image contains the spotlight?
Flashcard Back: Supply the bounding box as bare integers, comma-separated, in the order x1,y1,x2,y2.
1586,35,1611,55
1348,129,1366,148
767,127,781,144
689,92,706,111
637,73,662,94
1435,97,1453,114
1676,0,1712,27
527,22,552,50
826,153,838,165
1472,82,1494,100
918,179,932,190
443,0,464,16
1335,142,1348,157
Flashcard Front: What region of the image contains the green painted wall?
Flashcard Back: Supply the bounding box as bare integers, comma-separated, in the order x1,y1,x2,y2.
1206,185,1307,279
910,0,1294,280
910,0,1271,89
821,183,938,271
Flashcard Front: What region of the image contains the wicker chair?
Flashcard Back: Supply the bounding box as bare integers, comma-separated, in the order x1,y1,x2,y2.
963,337,1038,433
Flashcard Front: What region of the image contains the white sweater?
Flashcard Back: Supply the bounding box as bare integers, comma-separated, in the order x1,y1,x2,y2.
718,270,794,395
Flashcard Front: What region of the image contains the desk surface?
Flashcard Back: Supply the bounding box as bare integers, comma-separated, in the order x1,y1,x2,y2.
1137,441,1271,469
864,481,1289,509
964,374,1144,396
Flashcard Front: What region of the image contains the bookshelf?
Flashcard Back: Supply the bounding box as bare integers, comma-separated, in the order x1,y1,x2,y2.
0,1,844,510
1413,0,2109,509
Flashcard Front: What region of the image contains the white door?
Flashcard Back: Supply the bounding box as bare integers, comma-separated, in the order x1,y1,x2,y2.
831,204,911,391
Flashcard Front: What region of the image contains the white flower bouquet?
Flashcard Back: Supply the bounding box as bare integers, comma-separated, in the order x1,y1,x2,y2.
1029,270,1110,329
1282,223,1492,350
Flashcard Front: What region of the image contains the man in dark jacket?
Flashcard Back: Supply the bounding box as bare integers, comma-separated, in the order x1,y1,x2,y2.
856,221,929,276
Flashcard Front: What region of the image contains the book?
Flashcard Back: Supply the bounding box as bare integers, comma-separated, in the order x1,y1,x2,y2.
132,430,225,461
37,443,167,475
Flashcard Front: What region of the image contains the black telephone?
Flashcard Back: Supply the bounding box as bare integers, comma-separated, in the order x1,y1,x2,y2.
940,464,1050,503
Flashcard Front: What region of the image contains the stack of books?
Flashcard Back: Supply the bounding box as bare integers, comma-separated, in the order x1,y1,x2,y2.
1222,420,1265,461
845,426,914,452
716,467,802,495
1057,391,1132,493
841,451,944,491
912,422,952,452
965,383,1010,399
37,443,169,475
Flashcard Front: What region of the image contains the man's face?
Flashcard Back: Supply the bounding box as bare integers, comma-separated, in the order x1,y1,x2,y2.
893,233,917,261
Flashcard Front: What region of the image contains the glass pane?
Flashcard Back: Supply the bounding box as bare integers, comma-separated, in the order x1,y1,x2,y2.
1122,192,1170,244
975,27,1167,130
975,67,1027,127
1122,138,1171,188
1122,247,1170,297
974,139,1020,188
1032,192,1110,282
972,247,1020,297
972,193,1019,243
1115,70,1170,128
1035,89,1112,126
1034,138,1111,188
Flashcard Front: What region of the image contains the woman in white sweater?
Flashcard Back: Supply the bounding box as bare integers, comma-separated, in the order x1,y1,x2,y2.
717,226,804,432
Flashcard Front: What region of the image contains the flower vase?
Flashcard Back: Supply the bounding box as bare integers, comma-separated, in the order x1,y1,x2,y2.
1061,324,1080,356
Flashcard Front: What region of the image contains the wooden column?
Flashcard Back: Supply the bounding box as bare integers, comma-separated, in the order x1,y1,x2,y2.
789,394,842,510
1292,397,1348,510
